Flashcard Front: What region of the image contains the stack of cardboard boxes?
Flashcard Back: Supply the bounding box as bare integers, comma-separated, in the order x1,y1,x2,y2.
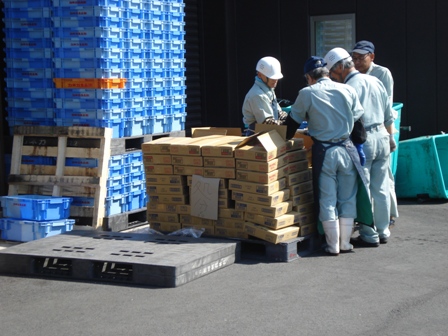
142,128,316,244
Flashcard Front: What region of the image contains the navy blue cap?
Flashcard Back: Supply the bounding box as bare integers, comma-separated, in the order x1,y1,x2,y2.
352,40,375,54
304,56,327,75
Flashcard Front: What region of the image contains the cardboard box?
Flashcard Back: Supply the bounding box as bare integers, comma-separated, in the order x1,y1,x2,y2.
180,214,217,226
144,164,173,175
286,137,305,152
150,221,182,232
294,212,315,226
293,131,313,167
218,198,235,208
292,191,314,206
244,211,302,230
169,135,225,156
176,204,191,215
287,149,307,163
147,202,177,213
228,178,286,195
288,180,313,196
285,168,313,187
149,194,189,204
203,157,236,168
188,176,228,189
142,137,188,154
214,227,249,239
244,222,299,244
172,155,204,166
191,127,242,137
218,189,231,199
218,208,245,220
286,160,309,174
298,223,317,237
231,189,290,206
236,165,287,184
235,200,292,218
143,154,172,165
235,130,287,162
236,154,288,173
215,218,246,229
203,167,235,179
147,212,180,223
173,165,204,176
146,174,187,185
182,224,215,236
293,202,315,215
201,136,245,157
146,185,188,195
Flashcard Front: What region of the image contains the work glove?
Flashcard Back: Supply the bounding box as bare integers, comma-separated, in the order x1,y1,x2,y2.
389,134,397,152
355,143,366,166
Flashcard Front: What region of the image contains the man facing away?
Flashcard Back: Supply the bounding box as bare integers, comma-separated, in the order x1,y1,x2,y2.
324,47,397,247
284,56,365,255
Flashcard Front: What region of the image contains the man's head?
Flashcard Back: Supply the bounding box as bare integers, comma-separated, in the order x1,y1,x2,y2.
303,56,329,85
256,56,283,89
351,40,375,74
324,47,354,83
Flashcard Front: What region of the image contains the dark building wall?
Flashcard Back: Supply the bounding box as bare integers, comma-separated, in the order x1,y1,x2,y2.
193,0,448,138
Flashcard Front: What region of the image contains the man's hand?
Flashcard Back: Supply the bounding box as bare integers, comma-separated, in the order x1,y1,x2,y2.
389,134,397,152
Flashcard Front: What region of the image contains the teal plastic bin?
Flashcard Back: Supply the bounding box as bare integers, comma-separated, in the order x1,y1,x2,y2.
390,102,403,177
395,134,448,199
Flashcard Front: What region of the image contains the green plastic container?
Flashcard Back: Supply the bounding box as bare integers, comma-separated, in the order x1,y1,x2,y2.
395,134,448,199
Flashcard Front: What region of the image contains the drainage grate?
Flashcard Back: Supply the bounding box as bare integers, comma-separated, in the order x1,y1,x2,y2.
34,257,73,276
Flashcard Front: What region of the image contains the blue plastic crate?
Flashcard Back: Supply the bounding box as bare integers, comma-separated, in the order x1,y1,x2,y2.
7,107,54,119
127,161,143,174
107,184,125,197
125,78,146,89
53,26,125,38
123,97,146,109
128,180,145,193
3,27,51,39
165,67,186,77
3,17,52,29
129,170,145,182
21,155,56,165
123,8,147,20
147,96,164,108
6,97,54,109
5,58,53,69
5,47,52,59
70,196,95,207
53,47,122,59
122,69,146,79
4,37,52,48
107,174,129,188
165,2,185,13
147,68,165,78
147,87,166,98
124,117,149,137
166,12,185,22
109,153,127,167
122,28,147,39
0,195,72,221
126,151,143,164
165,85,186,96
127,190,146,211
124,0,145,10
65,157,98,168
55,107,126,119
165,20,185,32
127,88,146,98
52,0,121,6
53,68,123,79
169,112,186,132
147,106,165,116
147,0,164,11
2,7,51,19
53,6,123,18
148,10,165,21
105,193,128,216
52,16,123,28
5,88,53,99
52,37,123,49
5,68,53,79
126,107,145,117
3,0,52,8
148,114,169,134
147,19,164,31
147,77,164,89
53,57,124,69
103,118,126,138
5,78,54,89
0,218,75,242
164,76,186,87
164,94,186,107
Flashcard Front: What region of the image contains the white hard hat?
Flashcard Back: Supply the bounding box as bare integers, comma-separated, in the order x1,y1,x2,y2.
256,56,283,79
324,48,352,70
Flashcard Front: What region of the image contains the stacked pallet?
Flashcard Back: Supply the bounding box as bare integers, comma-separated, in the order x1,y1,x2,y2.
142,129,317,244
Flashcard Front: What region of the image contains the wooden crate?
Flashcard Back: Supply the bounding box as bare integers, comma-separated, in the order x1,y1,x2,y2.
7,126,112,229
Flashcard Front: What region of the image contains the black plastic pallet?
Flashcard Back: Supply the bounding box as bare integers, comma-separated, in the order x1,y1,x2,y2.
238,233,322,262
0,231,240,288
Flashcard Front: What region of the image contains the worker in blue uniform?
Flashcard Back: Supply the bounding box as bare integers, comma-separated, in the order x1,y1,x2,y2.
324,47,397,247
242,56,288,135
284,56,367,255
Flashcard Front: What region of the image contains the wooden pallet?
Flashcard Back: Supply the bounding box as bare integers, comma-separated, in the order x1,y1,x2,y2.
8,126,112,229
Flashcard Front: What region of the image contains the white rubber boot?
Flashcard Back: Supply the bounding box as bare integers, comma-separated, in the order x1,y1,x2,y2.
339,217,354,252
322,220,340,255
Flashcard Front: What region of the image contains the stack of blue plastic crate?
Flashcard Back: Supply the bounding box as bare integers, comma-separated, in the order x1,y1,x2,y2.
3,0,187,221
3,0,56,130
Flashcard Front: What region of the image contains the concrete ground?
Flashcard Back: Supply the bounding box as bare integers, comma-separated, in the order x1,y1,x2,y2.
0,198,447,336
